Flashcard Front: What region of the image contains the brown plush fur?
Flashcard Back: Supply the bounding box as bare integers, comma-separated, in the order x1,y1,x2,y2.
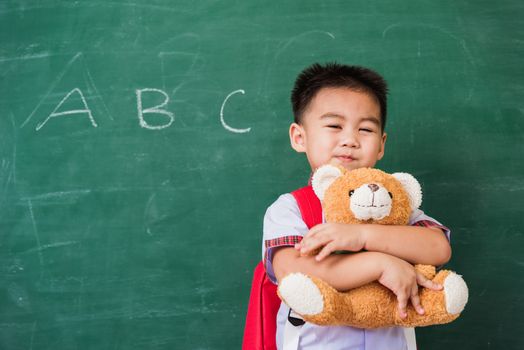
279,167,465,328
296,267,460,328
323,168,412,226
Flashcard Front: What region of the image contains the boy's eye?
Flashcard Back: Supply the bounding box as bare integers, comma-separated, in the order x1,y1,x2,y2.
327,125,342,129
359,128,373,133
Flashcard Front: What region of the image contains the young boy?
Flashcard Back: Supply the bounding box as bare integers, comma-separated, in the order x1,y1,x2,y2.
263,63,452,349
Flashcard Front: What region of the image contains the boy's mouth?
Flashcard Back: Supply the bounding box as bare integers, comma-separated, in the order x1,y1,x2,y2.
335,155,355,163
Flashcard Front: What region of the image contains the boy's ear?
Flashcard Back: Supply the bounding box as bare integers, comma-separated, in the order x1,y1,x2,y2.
289,122,306,152
377,132,387,160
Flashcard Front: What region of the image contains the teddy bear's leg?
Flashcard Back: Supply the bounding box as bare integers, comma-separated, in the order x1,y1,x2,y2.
395,270,468,327
436,270,469,316
278,273,353,326
414,264,436,279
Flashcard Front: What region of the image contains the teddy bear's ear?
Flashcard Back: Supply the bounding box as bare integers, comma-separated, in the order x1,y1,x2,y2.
392,172,423,210
311,165,344,201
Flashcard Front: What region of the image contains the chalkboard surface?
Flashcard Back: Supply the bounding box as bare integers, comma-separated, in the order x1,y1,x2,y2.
1,1,523,349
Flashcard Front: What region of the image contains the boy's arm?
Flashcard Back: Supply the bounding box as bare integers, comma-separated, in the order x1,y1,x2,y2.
273,246,441,318
297,223,451,266
273,246,384,291
362,224,451,265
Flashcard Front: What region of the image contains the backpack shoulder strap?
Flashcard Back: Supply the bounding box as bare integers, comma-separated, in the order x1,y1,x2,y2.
291,186,323,229
242,186,322,350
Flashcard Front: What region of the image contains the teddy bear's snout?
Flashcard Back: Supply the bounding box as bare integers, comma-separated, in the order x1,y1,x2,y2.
349,183,392,221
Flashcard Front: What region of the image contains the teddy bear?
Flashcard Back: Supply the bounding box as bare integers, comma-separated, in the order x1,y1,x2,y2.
277,165,468,328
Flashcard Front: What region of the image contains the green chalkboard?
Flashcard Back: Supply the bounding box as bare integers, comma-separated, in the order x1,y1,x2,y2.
1,1,523,349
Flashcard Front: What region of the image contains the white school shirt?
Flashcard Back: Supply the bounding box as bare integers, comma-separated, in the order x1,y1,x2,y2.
262,193,451,350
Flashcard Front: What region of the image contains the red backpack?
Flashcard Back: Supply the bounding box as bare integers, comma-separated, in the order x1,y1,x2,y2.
242,185,322,350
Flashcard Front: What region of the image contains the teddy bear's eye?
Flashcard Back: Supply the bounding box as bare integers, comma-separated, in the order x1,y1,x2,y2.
388,192,393,199
349,190,355,197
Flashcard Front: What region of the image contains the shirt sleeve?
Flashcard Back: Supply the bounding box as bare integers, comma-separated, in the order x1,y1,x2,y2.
408,208,451,242
262,193,309,284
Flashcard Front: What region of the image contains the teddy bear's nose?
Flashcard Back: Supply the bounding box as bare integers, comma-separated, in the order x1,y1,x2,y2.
368,184,379,192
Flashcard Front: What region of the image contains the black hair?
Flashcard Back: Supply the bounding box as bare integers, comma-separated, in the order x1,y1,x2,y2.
291,62,388,132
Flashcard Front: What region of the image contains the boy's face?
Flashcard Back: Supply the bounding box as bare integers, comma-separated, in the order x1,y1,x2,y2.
289,87,387,172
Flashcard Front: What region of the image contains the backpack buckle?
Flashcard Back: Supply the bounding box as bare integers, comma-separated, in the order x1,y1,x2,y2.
288,309,305,327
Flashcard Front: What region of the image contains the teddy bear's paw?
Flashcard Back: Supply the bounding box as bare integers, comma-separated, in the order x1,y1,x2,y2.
278,273,324,316
443,272,469,314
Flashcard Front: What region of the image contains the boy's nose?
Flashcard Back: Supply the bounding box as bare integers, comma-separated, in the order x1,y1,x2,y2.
340,133,359,148
368,184,379,192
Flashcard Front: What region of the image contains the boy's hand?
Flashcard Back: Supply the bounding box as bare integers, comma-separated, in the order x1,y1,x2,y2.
295,223,366,261
377,255,443,319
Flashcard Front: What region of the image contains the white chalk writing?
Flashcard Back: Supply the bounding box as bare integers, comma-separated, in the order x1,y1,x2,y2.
136,88,175,130
219,89,251,134
36,88,98,131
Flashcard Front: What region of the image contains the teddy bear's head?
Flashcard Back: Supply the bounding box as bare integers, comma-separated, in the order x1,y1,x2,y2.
311,165,422,225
